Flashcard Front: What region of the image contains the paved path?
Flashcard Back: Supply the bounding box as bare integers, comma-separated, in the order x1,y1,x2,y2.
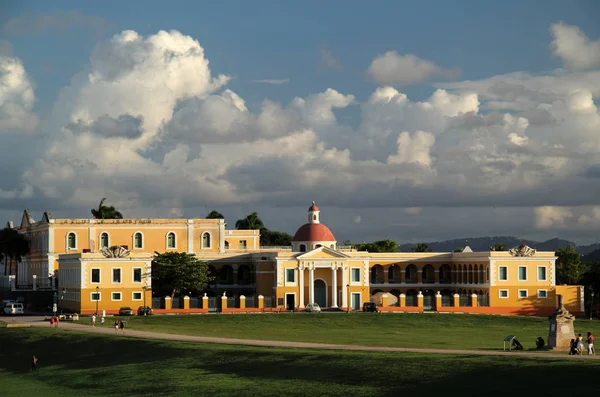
2,316,597,360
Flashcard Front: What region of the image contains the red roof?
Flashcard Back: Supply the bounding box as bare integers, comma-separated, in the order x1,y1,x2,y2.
292,223,336,242
308,201,319,211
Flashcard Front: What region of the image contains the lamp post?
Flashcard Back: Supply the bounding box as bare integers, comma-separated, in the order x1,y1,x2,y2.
591,289,595,321
143,285,149,316
60,288,66,315
346,284,350,313
95,286,99,317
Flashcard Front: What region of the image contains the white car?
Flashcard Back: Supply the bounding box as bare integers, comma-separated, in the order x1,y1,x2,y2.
306,303,321,313
3,302,24,315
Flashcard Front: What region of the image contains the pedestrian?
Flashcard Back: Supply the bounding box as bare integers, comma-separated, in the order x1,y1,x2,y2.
31,355,38,372
91,314,96,327
114,320,119,333
576,333,584,355
587,331,595,355
54,316,59,328
49,317,54,327
119,320,125,334
100,316,105,327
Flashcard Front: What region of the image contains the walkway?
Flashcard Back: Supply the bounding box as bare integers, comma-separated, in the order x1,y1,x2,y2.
2,316,597,360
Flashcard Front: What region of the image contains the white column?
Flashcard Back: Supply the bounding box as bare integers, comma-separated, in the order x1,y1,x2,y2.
331,266,338,308
309,265,315,305
299,265,305,308
341,266,348,308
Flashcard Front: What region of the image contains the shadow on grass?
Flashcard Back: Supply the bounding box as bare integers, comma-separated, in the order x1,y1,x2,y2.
1,328,600,397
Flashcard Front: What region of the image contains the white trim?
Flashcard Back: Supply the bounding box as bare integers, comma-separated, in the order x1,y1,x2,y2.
132,267,143,283
284,292,296,309
111,292,122,301
537,266,547,282
111,267,122,284
350,267,361,284
66,231,77,250
537,289,548,299
201,231,213,249
314,278,328,307
499,289,509,298
48,226,54,254
219,219,225,253
90,268,101,284
518,289,528,299
132,231,144,250
285,268,296,285
187,221,194,254
90,291,101,301
132,291,143,301
498,266,508,282
518,266,527,281
166,231,177,249
98,231,110,249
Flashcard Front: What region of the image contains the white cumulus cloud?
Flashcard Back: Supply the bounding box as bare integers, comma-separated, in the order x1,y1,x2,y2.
551,21,600,71
366,51,459,86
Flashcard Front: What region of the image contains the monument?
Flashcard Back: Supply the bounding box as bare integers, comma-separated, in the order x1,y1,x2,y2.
547,294,575,349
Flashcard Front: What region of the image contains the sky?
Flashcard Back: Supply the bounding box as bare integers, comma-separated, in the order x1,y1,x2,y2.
1,1,600,245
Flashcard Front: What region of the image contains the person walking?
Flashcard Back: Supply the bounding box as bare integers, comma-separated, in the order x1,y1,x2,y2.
54,316,59,328
91,314,96,327
119,320,125,334
49,317,54,327
100,315,105,327
114,320,119,333
587,331,595,355
576,333,584,355
31,355,38,372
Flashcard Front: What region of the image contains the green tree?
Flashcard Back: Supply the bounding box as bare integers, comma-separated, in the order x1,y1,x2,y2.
91,198,123,219
206,210,224,219
491,243,507,251
260,228,292,246
354,240,399,252
235,212,264,230
0,228,31,276
556,246,587,285
453,247,464,252
411,243,432,252
151,252,214,300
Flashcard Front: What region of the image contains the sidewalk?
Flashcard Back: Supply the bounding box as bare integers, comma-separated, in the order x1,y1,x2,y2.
4,318,597,360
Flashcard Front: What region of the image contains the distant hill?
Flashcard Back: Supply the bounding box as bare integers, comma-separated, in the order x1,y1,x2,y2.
398,236,600,254
583,249,600,262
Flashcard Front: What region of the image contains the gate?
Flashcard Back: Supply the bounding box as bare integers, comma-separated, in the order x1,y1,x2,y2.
152,297,163,309
263,296,273,308
423,293,435,311
190,297,200,308
405,294,417,307
459,296,471,307
245,296,255,308
441,295,452,307
208,297,219,312
477,294,489,307
171,297,181,309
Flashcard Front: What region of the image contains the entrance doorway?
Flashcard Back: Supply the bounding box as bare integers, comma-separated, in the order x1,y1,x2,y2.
314,279,327,307
351,293,361,310
285,293,296,310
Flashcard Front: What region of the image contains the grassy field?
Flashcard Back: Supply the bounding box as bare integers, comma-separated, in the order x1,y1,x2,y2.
0,327,599,397
93,312,600,351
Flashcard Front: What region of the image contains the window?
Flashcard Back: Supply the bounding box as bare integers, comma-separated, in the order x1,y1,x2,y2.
518,266,527,281
406,266,412,280
167,232,176,249
225,241,230,249
91,292,101,301
518,289,528,298
240,240,247,249
202,232,211,248
299,244,306,252
134,232,143,249
67,232,76,249
91,269,100,283
351,268,360,283
285,268,295,283
498,266,507,281
538,290,548,299
132,292,142,300
538,266,547,281
133,268,142,283
499,289,509,298
111,292,122,301
100,232,109,248
112,268,121,283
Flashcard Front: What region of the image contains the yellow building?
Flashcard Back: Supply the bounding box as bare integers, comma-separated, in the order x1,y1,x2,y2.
3,202,584,316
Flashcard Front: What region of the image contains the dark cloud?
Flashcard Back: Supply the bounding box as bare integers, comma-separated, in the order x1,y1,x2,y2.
67,114,144,139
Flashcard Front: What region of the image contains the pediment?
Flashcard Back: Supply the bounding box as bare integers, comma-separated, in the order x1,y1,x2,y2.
296,246,350,259
19,209,35,229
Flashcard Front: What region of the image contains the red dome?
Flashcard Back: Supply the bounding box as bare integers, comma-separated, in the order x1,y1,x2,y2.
308,201,319,211
292,223,336,242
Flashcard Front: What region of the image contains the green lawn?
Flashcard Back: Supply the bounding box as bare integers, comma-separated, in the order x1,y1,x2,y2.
96,312,600,351
0,328,599,397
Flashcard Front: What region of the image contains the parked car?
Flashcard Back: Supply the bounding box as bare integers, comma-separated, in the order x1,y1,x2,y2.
3,302,24,315
118,306,135,316
363,302,378,312
306,303,321,313
137,306,153,316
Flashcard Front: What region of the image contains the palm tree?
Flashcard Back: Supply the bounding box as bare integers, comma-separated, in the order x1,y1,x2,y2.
411,242,432,252
206,210,224,219
491,243,507,251
0,228,31,276
235,212,265,230
91,198,123,219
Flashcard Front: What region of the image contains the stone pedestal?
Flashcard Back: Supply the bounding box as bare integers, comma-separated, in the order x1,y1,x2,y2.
548,295,575,350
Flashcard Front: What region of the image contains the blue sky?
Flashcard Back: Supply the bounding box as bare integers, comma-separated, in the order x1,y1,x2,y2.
2,1,600,244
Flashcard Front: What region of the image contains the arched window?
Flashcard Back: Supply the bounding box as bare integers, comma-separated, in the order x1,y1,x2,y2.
67,232,76,249
100,233,109,248
202,232,211,248
225,241,230,249
134,232,143,249
299,244,306,252
313,215,317,221
167,232,176,249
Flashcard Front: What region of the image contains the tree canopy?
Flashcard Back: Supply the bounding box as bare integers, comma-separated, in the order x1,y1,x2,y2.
260,228,292,246
206,210,224,219
151,252,214,299
91,198,123,219
491,243,507,251
556,246,587,285
0,228,30,276
235,212,264,230
411,243,432,252
353,239,399,252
